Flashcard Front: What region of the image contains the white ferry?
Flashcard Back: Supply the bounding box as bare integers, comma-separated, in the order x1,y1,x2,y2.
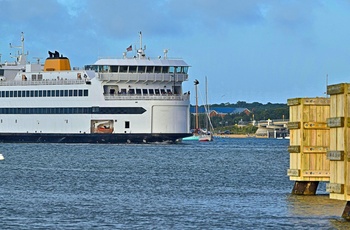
0,32,191,143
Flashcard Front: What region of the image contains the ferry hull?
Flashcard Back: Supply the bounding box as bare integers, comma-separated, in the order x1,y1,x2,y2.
0,133,192,144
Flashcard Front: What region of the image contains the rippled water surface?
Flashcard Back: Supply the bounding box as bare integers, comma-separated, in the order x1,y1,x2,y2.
1,138,350,229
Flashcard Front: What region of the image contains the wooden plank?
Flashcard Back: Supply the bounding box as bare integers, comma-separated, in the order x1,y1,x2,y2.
287,169,300,177
288,122,300,129
303,146,328,153
327,117,344,128
304,122,329,129
326,183,344,194
347,185,350,195
287,98,301,106
303,170,330,177
328,83,345,95
289,152,299,170
327,151,344,161
303,98,330,105
347,118,350,128
288,145,300,153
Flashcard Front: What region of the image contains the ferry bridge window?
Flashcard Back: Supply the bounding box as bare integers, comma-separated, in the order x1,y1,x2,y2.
69,90,73,96
119,66,127,73
51,90,55,97
167,89,172,94
14,91,17,97
0,69,4,76
128,89,135,94
149,89,154,95
160,89,166,94
129,66,137,73
155,89,160,95
136,89,141,95
84,90,88,96
32,74,37,81
98,65,109,72
1,91,4,97
125,121,130,129
169,67,175,73
142,89,148,95
26,91,30,97
138,66,145,73
110,66,118,72
18,91,22,97
121,89,127,94
38,74,43,81
79,90,83,96
154,66,161,73
74,90,78,96
5,91,9,97
146,66,154,73
39,91,42,97
183,66,188,74
162,66,169,73
103,66,109,72
47,90,51,97
175,66,182,73
60,90,64,97
64,90,68,96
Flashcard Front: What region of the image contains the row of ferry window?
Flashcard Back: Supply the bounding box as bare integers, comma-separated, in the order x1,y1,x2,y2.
118,88,173,95
85,65,189,74
0,89,89,98
0,107,144,114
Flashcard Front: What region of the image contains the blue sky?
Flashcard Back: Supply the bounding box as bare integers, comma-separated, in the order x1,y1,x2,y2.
1,0,350,105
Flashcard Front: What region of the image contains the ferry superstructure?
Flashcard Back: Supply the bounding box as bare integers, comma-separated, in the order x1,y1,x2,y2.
0,33,191,143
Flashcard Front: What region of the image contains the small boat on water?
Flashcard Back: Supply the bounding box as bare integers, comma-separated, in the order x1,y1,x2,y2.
182,128,212,141
182,78,213,142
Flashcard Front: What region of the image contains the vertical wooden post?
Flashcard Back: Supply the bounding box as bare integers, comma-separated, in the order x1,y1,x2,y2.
326,83,349,201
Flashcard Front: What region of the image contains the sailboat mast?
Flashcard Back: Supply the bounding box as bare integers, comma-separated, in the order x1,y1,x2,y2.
194,79,199,130
205,76,208,131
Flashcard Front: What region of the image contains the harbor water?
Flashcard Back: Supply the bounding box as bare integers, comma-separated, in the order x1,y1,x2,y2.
1,138,350,229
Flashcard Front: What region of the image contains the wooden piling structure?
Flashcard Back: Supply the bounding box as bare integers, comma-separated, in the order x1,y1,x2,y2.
325,83,350,219
326,83,350,200
287,97,330,195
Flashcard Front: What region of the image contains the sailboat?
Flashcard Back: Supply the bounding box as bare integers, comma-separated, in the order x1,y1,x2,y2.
199,76,213,142
182,78,213,141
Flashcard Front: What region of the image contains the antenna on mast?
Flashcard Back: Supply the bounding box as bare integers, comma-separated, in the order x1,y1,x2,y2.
9,32,28,64
137,31,146,59
139,31,142,50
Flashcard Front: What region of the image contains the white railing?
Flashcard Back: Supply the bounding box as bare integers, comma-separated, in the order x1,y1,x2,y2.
98,73,188,82
0,79,87,86
104,93,190,101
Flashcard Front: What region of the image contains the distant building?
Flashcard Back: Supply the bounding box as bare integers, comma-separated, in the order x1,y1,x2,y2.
190,107,251,117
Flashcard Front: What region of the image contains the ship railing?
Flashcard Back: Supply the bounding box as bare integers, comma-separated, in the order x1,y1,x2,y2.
97,73,188,82
0,79,87,86
104,93,190,101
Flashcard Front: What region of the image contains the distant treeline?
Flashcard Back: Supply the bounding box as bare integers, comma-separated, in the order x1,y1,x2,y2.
190,101,289,129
